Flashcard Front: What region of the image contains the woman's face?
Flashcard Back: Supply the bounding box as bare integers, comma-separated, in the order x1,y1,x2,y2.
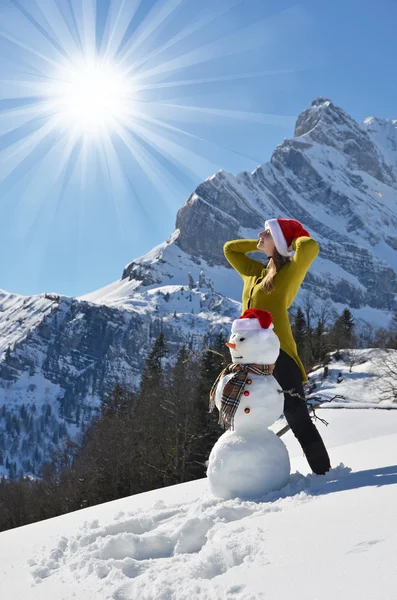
257,227,276,257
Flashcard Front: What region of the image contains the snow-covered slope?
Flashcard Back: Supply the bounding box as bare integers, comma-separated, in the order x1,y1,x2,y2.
1,406,396,600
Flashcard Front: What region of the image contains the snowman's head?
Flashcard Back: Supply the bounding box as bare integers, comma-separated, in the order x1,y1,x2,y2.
226,309,280,365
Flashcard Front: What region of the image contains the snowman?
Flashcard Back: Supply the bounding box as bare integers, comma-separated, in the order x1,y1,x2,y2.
207,308,291,500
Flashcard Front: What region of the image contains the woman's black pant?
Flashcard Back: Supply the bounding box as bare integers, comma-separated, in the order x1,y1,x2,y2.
273,350,331,475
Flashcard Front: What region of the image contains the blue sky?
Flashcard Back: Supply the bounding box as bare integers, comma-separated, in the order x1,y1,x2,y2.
0,0,396,297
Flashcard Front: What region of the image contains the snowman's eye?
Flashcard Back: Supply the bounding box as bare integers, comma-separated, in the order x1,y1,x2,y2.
239,337,245,341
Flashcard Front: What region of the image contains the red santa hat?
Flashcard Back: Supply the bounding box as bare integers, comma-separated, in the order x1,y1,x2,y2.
264,218,310,257
231,308,274,333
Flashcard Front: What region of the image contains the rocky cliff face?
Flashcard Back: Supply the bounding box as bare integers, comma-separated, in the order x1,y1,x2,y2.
1,97,397,475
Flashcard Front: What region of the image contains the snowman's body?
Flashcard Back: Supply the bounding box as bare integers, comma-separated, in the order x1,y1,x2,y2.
207,313,291,500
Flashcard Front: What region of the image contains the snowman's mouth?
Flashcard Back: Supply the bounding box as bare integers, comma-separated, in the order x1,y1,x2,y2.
235,355,243,359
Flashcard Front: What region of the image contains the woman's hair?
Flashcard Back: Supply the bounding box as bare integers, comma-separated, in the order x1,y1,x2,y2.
261,247,291,293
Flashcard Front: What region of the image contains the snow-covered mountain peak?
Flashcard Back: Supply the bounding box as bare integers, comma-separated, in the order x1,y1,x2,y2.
293,96,364,141
294,96,336,137
363,115,397,128
293,99,389,183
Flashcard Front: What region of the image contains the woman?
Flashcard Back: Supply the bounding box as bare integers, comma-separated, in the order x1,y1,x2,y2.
224,218,331,475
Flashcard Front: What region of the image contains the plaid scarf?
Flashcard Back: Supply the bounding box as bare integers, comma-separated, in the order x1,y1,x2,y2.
209,362,275,430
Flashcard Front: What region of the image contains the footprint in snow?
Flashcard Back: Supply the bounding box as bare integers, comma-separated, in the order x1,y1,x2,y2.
346,539,384,554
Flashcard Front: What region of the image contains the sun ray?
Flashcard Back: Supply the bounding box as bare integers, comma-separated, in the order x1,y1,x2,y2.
101,0,142,61
113,121,190,212
29,0,82,61
117,0,186,67
0,29,65,71
122,116,222,182
0,102,49,128
133,68,304,92
8,134,74,245
64,0,84,53
122,0,245,77
80,0,97,60
0,78,53,100
11,130,74,233
0,118,59,184
8,0,70,59
130,5,305,83
95,132,136,241
118,104,262,164
142,101,296,127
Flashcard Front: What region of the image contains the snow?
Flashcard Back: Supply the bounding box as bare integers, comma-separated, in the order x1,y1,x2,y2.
313,256,365,290
372,237,397,273
1,402,397,599
0,290,55,356
363,116,397,173
208,429,291,500
303,348,397,408
79,233,245,308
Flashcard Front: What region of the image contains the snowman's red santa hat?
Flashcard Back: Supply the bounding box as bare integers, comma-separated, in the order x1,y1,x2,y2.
231,308,274,333
264,218,310,257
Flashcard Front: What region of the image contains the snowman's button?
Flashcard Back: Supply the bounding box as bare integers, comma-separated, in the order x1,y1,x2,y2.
244,390,250,396
244,407,250,413
246,379,252,384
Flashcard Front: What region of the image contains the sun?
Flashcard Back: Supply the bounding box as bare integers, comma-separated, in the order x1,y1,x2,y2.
0,0,298,217
43,57,135,140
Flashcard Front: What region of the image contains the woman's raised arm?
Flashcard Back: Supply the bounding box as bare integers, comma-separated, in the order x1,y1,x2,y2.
285,237,320,307
223,239,265,279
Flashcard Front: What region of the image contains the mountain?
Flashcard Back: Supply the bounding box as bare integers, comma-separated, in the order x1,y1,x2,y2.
1,97,397,475
1,365,397,599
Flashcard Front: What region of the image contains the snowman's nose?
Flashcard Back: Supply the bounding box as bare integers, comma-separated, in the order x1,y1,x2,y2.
225,342,236,349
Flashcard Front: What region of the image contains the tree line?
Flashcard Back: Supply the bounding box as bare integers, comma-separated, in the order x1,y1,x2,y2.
0,333,228,532
291,294,397,371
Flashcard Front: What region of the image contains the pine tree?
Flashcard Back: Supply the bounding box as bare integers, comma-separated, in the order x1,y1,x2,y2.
159,346,200,483
133,333,171,489
312,318,330,363
69,384,139,506
341,309,355,337
101,384,135,419
8,462,16,480
331,308,356,356
292,306,313,368
188,332,228,479
388,311,397,349
187,272,195,289
292,307,307,352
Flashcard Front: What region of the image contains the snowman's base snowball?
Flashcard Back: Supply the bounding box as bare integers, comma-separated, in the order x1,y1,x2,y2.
207,430,290,501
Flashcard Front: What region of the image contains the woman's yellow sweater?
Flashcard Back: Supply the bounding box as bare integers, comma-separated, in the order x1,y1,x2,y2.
224,236,319,383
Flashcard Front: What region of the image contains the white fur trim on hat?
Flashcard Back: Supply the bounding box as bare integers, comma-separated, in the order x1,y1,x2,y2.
264,219,292,257
232,318,274,332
